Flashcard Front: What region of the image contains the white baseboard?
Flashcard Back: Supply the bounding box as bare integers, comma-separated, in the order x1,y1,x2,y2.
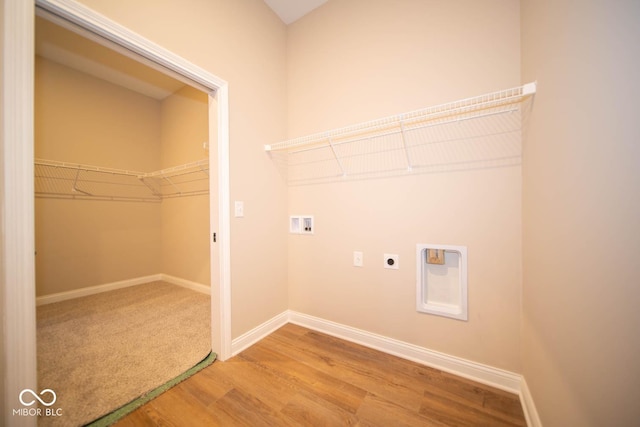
231,310,289,356
520,377,542,427
160,274,210,295
230,310,523,395
230,309,539,426
288,311,522,394
36,274,162,306
36,274,209,305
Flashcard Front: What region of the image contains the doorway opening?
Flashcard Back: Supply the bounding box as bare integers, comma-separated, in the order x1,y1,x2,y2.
33,12,223,423
1,0,231,420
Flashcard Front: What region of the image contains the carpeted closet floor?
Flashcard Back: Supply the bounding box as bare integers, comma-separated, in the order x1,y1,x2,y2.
37,281,211,427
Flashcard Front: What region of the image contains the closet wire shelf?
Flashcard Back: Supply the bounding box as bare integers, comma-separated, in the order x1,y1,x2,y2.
266,82,536,185
34,158,209,202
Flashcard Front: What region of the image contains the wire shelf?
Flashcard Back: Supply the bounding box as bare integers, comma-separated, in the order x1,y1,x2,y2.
266,83,536,185
34,158,209,202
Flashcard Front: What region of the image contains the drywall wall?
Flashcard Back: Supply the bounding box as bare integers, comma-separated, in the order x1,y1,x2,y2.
36,56,212,294
521,0,640,425
34,58,161,171
76,0,289,338
0,0,6,418
160,86,210,286
34,56,163,295
287,0,523,372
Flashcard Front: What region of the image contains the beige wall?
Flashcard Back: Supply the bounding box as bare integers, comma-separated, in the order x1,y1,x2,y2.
36,58,213,294
287,0,523,371
35,57,161,171
160,86,209,168
9,0,640,422
521,0,640,425
76,0,289,338
35,57,163,295
160,86,210,285
287,0,521,136
0,0,6,417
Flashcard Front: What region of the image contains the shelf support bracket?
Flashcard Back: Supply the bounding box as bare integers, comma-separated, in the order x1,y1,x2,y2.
198,163,209,177
328,138,347,177
399,120,413,172
162,175,182,195
138,177,162,198
71,169,93,196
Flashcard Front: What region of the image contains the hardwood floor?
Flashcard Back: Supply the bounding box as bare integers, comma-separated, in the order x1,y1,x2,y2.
114,324,526,426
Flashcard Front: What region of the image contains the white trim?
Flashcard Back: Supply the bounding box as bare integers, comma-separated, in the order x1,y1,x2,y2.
520,377,542,427
288,311,522,394
34,0,227,91
34,274,211,306
231,311,290,356
2,1,37,425
160,274,210,295
1,0,233,411
215,83,232,361
36,0,231,360
36,274,162,305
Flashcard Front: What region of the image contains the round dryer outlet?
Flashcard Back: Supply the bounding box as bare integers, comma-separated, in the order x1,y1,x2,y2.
384,254,399,270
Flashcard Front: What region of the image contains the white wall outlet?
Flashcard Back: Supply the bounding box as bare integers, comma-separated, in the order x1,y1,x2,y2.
234,201,244,218
353,251,363,267
290,215,314,234
384,254,399,270
301,216,314,234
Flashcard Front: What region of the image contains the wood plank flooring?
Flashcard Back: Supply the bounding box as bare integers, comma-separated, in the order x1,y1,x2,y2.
114,324,526,426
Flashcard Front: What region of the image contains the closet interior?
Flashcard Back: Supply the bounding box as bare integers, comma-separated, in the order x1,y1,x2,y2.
34,14,212,296
34,14,213,423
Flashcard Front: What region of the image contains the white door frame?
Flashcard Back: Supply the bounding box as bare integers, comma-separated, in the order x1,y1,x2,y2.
2,0,232,421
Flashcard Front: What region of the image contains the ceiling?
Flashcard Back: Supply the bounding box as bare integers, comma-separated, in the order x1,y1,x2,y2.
263,0,328,25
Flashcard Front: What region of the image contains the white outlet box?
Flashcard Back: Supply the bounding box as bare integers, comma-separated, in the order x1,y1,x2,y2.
290,216,301,233
416,244,468,321
234,201,244,218
353,251,363,267
301,216,314,234
384,254,399,269
290,215,314,234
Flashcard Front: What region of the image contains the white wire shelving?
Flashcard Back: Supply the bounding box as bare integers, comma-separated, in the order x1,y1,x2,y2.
266,82,536,185
34,158,209,202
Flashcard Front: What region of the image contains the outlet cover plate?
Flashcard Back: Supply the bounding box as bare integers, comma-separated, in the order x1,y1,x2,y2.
384,254,399,269
354,251,363,267
234,201,244,218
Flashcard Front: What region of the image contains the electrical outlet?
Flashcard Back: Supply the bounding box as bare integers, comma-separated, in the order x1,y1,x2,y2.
384,254,399,270
353,251,363,267
302,216,313,234
290,215,314,234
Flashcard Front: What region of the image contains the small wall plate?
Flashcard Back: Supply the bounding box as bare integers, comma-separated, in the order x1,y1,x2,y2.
384,254,399,270
353,251,363,267
290,215,314,234
289,216,301,234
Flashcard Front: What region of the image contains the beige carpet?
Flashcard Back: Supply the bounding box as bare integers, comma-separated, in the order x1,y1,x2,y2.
37,281,211,427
